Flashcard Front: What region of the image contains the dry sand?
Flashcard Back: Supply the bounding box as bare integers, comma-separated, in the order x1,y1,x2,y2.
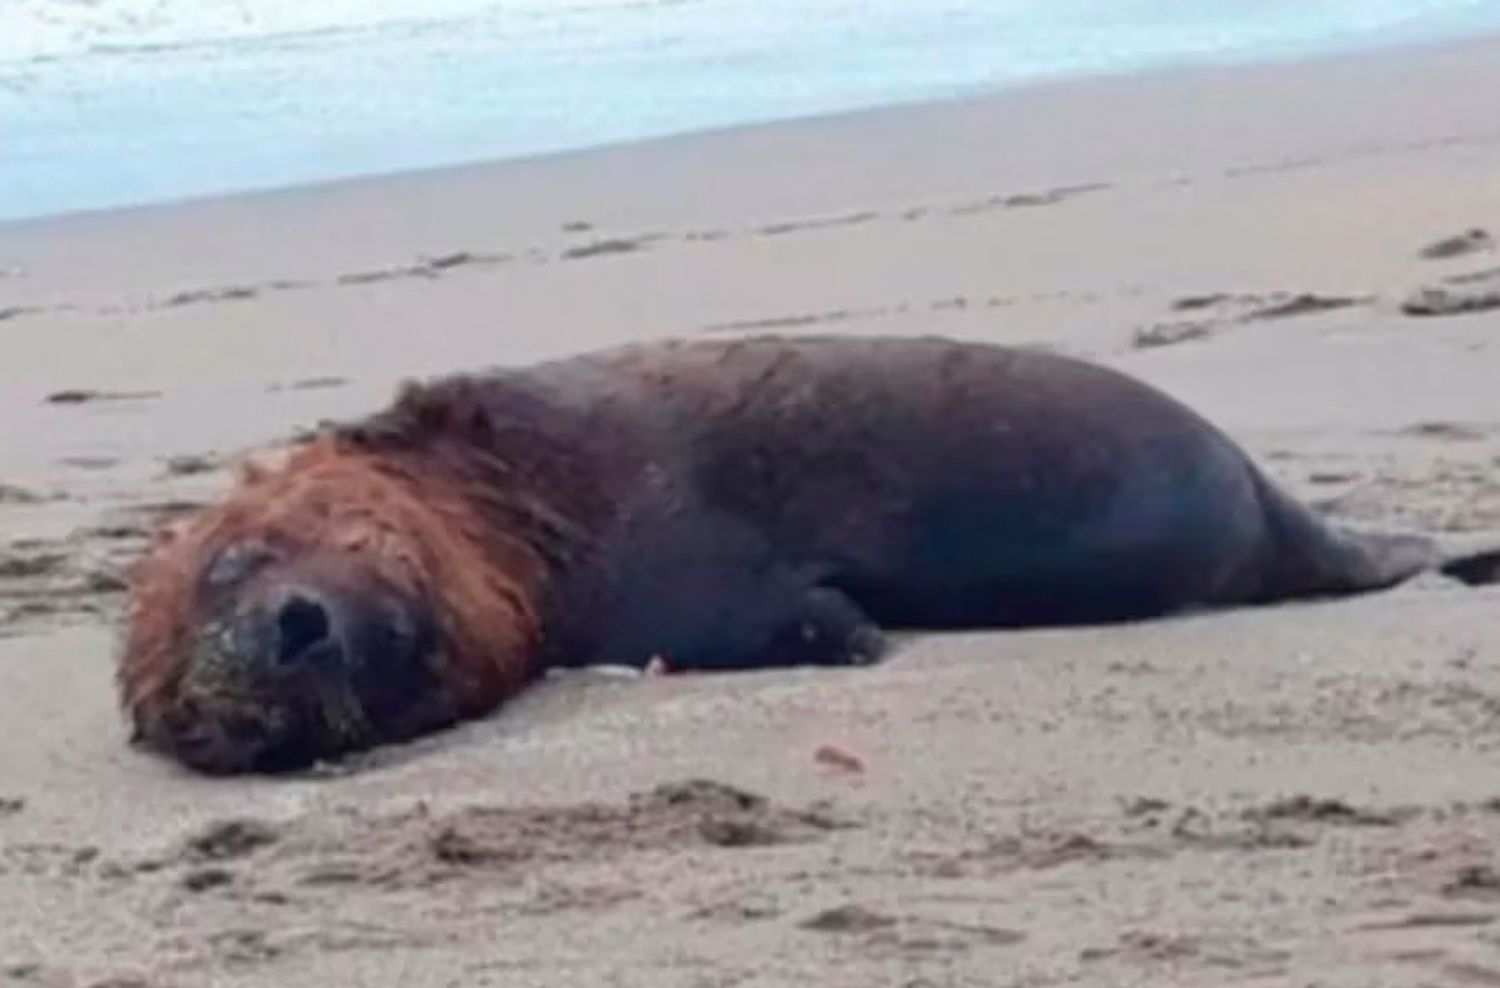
3,34,1500,988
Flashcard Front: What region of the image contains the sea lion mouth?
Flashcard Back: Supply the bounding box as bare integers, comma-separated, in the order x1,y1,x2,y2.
150,624,382,773
158,711,298,775
150,682,370,774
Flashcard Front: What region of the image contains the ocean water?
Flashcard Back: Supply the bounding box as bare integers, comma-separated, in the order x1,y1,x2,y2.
2,0,1500,221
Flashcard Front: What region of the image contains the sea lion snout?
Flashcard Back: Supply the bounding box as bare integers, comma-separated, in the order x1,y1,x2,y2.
153,694,302,775
153,564,441,772
205,585,367,678
210,560,428,682
256,586,347,671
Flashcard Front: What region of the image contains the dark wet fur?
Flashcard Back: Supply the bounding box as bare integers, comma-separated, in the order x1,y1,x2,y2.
339,335,1436,671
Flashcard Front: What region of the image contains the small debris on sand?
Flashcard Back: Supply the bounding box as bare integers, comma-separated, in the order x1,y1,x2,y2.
813,743,866,774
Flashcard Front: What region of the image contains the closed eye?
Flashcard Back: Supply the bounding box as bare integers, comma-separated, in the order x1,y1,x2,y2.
205,541,277,589
379,597,423,654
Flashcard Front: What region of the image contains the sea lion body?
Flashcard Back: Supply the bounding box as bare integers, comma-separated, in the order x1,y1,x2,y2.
366,336,1431,670
120,336,1435,771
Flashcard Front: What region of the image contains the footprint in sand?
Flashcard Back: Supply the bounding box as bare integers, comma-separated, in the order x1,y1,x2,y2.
947,182,1110,217
0,551,68,580
1397,421,1490,442
758,211,878,236
142,781,853,905
162,285,259,307
160,453,223,478
561,236,654,260
0,484,54,505
1133,291,1370,349
1402,268,1500,317
1419,228,1494,261
335,251,510,286
799,904,898,934
45,388,162,406
798,904,1026,957
1242,293,1371,320
1443,864,1500,901
1133,320,1214,349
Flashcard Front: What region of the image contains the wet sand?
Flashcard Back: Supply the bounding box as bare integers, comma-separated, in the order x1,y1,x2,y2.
3,33,1500,988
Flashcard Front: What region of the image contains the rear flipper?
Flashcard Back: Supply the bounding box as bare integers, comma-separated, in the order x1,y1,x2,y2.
1440,547,1500,587
1252,477,1439,601
1321,525,1441,592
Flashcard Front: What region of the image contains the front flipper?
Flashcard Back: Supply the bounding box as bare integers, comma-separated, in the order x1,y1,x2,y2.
756,586,887,668
665,585,887,672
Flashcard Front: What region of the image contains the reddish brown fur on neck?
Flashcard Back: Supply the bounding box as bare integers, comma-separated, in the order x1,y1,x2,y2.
118,435,546,736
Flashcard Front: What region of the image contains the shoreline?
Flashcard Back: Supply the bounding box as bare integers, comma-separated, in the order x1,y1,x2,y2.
5,26,1500,230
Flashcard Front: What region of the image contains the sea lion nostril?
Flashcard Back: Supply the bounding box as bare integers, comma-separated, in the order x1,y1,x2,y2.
275,594,332,666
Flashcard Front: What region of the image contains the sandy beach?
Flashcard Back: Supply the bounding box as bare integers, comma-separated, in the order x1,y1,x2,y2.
3,32,1500,987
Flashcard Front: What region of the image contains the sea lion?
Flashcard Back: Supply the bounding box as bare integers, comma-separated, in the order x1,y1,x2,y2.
119,335,1437,773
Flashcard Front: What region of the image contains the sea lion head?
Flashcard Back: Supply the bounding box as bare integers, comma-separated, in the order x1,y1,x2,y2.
119,439,539,774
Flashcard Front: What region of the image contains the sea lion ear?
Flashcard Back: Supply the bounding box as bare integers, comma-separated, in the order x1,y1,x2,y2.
390,380,452,433
459,383,493,435
404,376,491,438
